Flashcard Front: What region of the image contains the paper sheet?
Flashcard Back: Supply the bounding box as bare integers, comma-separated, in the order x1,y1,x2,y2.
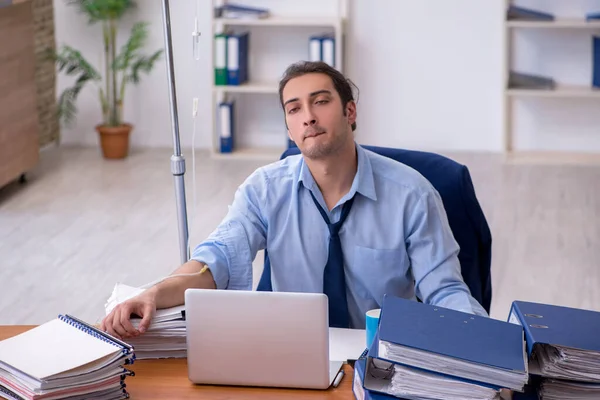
329,327,366,363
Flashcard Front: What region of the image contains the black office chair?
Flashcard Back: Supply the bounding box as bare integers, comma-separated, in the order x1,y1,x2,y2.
257,145,493,314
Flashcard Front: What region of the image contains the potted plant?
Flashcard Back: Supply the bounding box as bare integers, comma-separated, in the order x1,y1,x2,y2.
51,0,162,159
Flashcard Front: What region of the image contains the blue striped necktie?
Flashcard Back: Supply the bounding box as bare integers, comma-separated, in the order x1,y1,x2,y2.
309,192,355,328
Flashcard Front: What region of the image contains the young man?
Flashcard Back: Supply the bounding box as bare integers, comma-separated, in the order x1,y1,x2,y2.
101,61,487,340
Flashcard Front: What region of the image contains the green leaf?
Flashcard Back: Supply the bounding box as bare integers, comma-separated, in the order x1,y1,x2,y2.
66,0,137,23
57,87,79,126
52,45,102,126
53,45,101,81
113,22,148,71
129,49,162,83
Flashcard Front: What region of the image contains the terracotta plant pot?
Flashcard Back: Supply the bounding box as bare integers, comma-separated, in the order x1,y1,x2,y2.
95,123,133,159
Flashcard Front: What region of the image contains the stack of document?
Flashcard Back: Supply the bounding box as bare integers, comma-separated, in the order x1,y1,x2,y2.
509,300,600,399
538,379,600,400
0,315,135,400
105,283,187,359
356,295,528,399
355,356,501,400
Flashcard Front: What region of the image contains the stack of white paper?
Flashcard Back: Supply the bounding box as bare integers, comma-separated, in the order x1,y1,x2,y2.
105,283,187,360
0,316,134,400
532,344,600,399
364,358,501,400
538,378,600,400
535,344,600,382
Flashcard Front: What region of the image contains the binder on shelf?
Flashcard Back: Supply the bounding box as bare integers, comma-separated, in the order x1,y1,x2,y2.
308,33,335,68
508,71,556,90
508,300,600,382
373,294,528,391
214,3,269,20
321,34,335,67
0,314,135,400
593,36,600,88
214,32,228,86
586,12,600,21
309,34,322,62
227,31,249,86
218,100,235,153
506,5,554,21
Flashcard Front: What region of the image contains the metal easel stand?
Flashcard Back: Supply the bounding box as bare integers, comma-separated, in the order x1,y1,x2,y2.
160,0,189,265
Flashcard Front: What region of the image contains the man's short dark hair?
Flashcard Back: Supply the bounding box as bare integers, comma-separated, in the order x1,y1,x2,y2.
278,61,359,131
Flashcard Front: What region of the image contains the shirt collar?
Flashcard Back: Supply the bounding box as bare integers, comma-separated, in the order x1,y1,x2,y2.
297,143,377,202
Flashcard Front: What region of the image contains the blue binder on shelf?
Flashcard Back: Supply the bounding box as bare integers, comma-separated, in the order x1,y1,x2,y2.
308,33,335,67
308,34,322,62
217,100,234,153
373,295,528,391
593,36,600,88
227,31,249,86
508,300,600,357
586,12,600,21
506,5,554,21
321,33,335,67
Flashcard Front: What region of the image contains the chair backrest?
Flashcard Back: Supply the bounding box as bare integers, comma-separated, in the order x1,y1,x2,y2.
257,145,492,314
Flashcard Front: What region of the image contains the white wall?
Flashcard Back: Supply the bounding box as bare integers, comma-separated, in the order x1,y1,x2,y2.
53,0,600,154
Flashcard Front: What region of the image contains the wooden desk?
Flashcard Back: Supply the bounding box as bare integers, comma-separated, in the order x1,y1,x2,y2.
0,326,353,399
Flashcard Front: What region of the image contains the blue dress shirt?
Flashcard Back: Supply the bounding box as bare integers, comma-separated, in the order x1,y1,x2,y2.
191,143,488,328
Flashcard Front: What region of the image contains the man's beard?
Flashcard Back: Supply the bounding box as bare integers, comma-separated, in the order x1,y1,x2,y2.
302,131,347,160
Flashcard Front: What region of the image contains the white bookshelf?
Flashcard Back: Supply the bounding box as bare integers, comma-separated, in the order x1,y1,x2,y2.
210,0,348,160
506,18,600,29
506,84,600,98
503,1,600,163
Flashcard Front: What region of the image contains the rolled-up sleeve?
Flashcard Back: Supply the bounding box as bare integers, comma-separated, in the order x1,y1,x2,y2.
190,169,268,290
406,190,488,317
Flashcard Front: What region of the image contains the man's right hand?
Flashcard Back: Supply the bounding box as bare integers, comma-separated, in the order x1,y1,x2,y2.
100,289,157,340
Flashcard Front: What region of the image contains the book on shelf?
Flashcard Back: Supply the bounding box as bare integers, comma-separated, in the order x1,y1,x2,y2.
0,314,135,400
214,3,269,20
507,5,554,21
104,283,187,360
508,71,556,90
508,300,600,400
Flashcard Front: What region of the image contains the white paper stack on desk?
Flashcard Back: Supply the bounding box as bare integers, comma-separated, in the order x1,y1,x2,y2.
104,283,187,360
509,301,600,400
355,294,529,400
0,315,135,400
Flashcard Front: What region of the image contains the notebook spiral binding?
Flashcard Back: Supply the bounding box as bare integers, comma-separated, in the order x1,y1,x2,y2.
57,314,136,363
0,384,25,400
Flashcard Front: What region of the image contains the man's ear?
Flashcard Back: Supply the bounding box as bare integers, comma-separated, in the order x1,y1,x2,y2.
345,101,357,126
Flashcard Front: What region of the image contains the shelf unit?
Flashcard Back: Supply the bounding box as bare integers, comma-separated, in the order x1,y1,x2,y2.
210,0,348,160
503,1,600,163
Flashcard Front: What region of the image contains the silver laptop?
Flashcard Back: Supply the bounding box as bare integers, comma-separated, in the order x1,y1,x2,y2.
184,289,344,389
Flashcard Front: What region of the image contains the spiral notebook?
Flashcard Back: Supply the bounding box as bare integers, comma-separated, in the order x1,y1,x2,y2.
0,314,135,400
